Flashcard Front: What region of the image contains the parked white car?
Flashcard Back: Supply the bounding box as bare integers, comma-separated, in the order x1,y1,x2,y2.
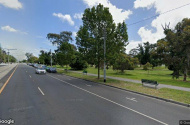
35,68,46,74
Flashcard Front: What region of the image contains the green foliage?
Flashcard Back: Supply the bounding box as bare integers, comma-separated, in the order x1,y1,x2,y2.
25,52,38,63
143,62,152,71
47,31,73,47
25,53,33,61
47,31,75,67
70,52,88,70
137,42,157,66
163,18,190,81
38,50,53,65
76,4,128,78
113,53,134,72
56,42,75,67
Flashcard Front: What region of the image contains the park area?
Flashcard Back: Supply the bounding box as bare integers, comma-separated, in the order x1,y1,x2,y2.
56,65,190,88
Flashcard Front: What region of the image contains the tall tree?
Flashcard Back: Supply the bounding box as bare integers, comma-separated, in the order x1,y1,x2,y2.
163,18,190,81
137,42,156,66
76,4,128,79
25,53,33,62
47,31,74,67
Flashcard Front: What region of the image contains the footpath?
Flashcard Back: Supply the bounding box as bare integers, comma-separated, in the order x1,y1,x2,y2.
70,70,190,92
0,63,17,88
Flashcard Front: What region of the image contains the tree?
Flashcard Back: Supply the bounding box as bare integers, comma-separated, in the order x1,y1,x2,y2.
136,42,157,66
25,53,33,62
143,62,153,74
47,31,73,47
156,39,169,65
47,31,75,68
57,42,75,68
163,18,190,81
113,53,134,72
76,4,128,79
70,52,88,70
38,50,51,65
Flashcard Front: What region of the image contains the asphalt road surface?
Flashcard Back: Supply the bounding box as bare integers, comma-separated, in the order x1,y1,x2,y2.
0,64,189,125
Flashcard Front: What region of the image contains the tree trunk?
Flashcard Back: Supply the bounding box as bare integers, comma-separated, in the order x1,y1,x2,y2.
183,68,187,81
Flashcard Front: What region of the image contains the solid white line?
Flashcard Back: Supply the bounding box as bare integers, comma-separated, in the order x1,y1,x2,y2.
38,87,45,95
48,74,168,125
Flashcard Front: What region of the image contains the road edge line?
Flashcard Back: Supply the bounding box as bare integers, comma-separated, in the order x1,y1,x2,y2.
62,73,190,108
48,74,168,125
0,64,18,95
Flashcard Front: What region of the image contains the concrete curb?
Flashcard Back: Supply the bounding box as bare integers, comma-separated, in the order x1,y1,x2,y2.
63,73,190,108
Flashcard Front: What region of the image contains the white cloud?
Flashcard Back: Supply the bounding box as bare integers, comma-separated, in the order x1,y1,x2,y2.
134,0,156,9
53,13,75,26
0,0,22,10
74,13,83,19
82,0,133,24
1,25,28,35
1,25,17,32
134,0,190,44
72,32,77,37
126,40,142,53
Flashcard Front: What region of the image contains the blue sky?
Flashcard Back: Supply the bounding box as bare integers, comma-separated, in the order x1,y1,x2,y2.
0,0,190,60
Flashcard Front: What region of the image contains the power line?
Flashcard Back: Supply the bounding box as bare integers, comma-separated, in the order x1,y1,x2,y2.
127,2,190,26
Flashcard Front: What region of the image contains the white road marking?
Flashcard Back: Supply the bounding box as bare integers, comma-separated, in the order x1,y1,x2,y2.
48,74,168,125
29,75,31,78
86,84,92,87
126,97,138,102
38,87,45,95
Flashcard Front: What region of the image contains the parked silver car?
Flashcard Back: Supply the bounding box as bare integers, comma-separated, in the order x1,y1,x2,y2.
35,68,46,74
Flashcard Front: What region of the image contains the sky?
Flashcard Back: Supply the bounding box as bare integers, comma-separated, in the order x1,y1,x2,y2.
0,0,190,61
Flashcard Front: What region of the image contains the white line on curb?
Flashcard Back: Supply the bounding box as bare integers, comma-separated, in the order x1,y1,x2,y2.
38,87,45,95
48,74,168,125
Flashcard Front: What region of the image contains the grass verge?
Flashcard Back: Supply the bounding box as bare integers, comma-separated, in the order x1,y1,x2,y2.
57,69,190,104
56,66,190,88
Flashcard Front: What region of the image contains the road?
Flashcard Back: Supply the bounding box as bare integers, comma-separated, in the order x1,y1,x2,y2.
0,64,189,125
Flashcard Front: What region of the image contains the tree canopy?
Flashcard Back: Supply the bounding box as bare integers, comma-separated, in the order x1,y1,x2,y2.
76,4,128,78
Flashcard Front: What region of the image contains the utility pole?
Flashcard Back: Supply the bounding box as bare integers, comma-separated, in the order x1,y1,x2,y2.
50,49,52,68
103,27,106,83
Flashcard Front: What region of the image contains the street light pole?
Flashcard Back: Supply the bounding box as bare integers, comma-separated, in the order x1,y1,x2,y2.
104,27,106,83
50,49,52,68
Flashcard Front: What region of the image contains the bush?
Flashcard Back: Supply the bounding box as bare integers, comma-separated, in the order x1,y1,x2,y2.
143,62,152,70
70,52,88,70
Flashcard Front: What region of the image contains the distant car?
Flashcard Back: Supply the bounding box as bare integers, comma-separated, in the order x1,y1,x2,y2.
28,63,32,66
41,65,47,69
34,64,39,68
36,68,46,74
31,63,35,67
46,67,57,73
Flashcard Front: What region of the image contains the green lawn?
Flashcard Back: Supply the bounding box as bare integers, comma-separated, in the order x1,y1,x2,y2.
58,70,190,104
77,66,190,88
56,65,190,88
